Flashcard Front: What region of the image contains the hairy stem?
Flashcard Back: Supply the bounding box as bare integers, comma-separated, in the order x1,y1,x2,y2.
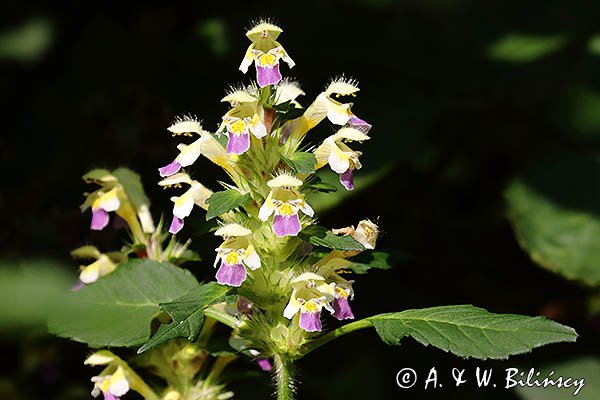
203,306,241,329
274,354,295,400
299,318,373,357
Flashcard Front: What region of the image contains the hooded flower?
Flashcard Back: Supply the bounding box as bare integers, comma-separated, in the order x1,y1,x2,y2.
79,254,117,284
85,352,130,400
218,89,267,155
159,117,234,176
258,173,313,237
80,169,153,244
159,173,212,234
304,78,371,132
274,79,305,108
283,273,335,332
332,219,379,250
239,21,295,87
213,223,261,287
315,127,370,190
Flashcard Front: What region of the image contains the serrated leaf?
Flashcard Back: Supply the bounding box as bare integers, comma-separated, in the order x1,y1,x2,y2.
282,152,317,174
112,168,150,211
206,189,251,220
506,156,600,286
138,282,230,353
48,259,199,348
300,225,364,251
369,305,577,360
346,250,411,274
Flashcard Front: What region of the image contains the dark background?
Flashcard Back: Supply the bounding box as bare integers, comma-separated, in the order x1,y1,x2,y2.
1,1,599,399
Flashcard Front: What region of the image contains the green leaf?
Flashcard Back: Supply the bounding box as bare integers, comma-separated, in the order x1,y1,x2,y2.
506,156,600,286
516,357,599,400
206,189,251,220
300,225,364,251
346,250,411,274
0,260,72,330
487,33,568,64
48,259,199,348
369,305,577,360
282,152,317,174
138,282,230,353
112,167,151,210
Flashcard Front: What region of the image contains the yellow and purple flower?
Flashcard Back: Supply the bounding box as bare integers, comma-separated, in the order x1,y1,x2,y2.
87,187,121,230
258,173,313,237
305,78,372,132
213,223,261,287
283,273,335,332
315,127,370,190
85,352,130,400
159,173,212,234
239,21,295,87
218,89,267,155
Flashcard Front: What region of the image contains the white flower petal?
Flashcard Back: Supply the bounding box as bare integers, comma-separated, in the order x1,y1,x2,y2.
326,101,351,125
243,245,261,270
175,138,203,167
172,190,195,219
328,143,351,174
214,223,252,237
108,366,130,397
97,188,120,212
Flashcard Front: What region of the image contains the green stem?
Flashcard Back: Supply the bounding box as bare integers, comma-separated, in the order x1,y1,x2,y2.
274,354,294,400
299,318,373,357
203,306,241,329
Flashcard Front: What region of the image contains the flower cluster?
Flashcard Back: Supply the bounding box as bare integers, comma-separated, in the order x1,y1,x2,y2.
158,20,378,336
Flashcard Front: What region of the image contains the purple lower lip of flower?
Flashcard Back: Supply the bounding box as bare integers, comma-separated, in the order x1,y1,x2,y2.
158,160,181,177
256,63,282,87
332,297,355,320
299,310,322,332
273,214,301,237
103,393,120,400
257,358,273,372
340,168,354,191
169,216,184,234
349,115,372,133
90,208,110,231
226,131,251,155
70,280,85,292
216,262,247,287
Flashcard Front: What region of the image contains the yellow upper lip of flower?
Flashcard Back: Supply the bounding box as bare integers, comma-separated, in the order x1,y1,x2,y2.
214,223,252,237
246,21,283,41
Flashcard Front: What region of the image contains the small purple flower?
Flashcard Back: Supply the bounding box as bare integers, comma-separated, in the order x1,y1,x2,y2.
299,308,322,332
339,168,354,191
158,160,182,177
216,253,247,286
348,115,372,133
257,358,273,372
91,208,110,230
256,64,283,88
169,216,184,234
226,131,251,155
273,213,302,237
